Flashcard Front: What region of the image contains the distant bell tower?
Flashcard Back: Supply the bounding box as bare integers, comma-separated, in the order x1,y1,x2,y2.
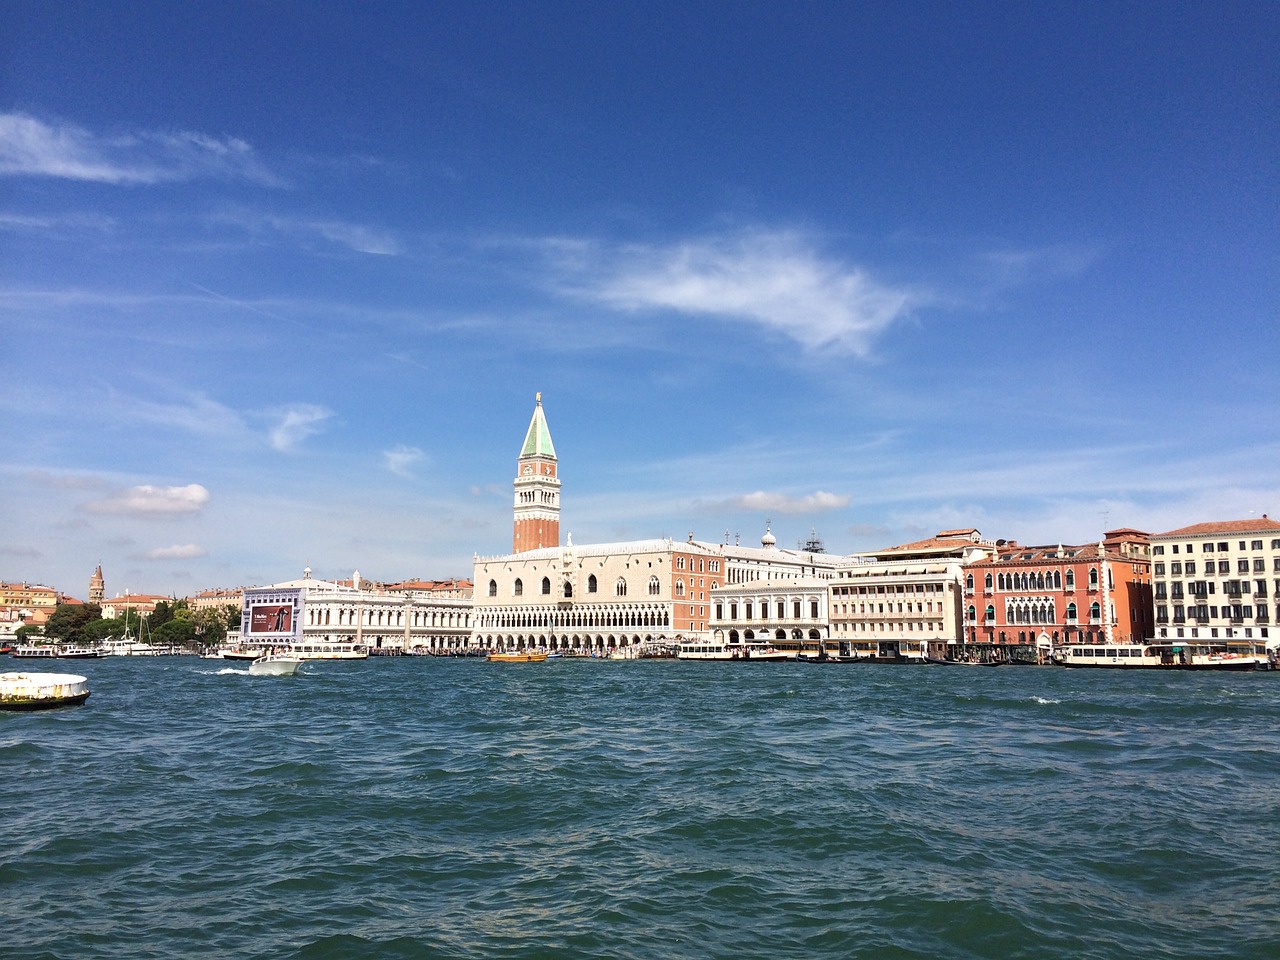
513,392,560,553
89,564,105,605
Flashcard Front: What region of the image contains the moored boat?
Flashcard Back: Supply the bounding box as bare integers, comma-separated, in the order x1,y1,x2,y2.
215,646,267,661
0,672,91,710
1053,641,1267,670
487,649,549,663
676,639,735,660
12,644,58,659
55,644,108,659
289,641,368,661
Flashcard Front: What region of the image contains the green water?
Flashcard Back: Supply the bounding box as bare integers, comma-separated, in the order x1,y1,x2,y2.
2,658,1277,959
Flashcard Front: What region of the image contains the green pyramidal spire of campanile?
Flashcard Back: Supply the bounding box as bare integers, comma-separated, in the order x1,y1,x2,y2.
520,392,557,459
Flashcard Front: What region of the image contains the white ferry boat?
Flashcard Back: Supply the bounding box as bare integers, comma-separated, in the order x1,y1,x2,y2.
1053,642,1267,670
676,639,789,661
288,640,368,661
676,639,734,660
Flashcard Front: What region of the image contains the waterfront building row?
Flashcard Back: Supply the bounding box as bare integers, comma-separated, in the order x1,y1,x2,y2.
231,568,475,653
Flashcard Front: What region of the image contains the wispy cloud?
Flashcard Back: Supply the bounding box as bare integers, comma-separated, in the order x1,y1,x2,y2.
710,490,851,514
84,484,211,516
145,544,208,560
211,210,400,255
979,243,1101,283
0,211,116,234
0,112,280,186
110,391,247,438
270,404,331,452
303,219,398,255
556,229,920,355
383,444,425,477
25,470,111,491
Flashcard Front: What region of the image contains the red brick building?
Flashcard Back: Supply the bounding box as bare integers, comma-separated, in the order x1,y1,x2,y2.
963,528,1153,650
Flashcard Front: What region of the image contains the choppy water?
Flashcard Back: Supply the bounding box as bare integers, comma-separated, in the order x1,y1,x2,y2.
2,658,1278,959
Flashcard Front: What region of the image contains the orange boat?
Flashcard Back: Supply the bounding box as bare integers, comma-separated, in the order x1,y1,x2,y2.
487,650,549,663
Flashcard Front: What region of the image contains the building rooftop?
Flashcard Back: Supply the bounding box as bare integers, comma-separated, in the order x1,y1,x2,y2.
1152,516,1280,538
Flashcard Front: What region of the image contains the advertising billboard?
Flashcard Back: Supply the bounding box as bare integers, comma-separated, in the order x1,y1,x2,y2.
241,586,304,643
248,603,293,635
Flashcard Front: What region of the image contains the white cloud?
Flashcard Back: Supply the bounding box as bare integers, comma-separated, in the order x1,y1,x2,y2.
270,404,331,452
84,484,211,515
0,112,279,186
564,230,918,355
723,490,851,514
384,445,425,477
145,544,208,560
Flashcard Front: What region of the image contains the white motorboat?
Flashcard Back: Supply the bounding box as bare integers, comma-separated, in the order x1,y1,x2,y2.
248,654,302,677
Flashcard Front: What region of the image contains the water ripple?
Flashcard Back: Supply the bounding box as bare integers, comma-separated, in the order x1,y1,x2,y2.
2,659,1278,959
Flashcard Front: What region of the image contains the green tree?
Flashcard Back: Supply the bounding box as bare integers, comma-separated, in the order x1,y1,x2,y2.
42,603,102,643
150,601,175,630
81,617,128,643
151,618,195,648
191,607,229,646
15,623,42,643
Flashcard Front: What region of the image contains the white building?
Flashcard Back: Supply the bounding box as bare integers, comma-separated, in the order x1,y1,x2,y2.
825,530,993,659
709,576,831,654
237,568,473,653
1150,516,1280,648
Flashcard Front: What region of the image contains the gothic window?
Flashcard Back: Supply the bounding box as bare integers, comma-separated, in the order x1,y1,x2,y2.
1065,570,1075,589
488,580,497,597
1053,571,1062,589
650,576,661,596
1089,568,1099,588
984,573,993,589
615,577,627,597
514,578,523,596
966,574,974,590
985,605,995,621
1090,602,1101,621
588,575,597,593
968,605,976,621
563,582,572,598
673,580,684,597
541,577,551,595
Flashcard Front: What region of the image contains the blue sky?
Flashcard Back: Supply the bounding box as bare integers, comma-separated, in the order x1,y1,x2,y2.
3,1,1277,598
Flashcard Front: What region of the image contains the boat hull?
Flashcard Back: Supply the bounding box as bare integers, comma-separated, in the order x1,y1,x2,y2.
0,672,91,710
487,651,549,663
249,656,302,677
